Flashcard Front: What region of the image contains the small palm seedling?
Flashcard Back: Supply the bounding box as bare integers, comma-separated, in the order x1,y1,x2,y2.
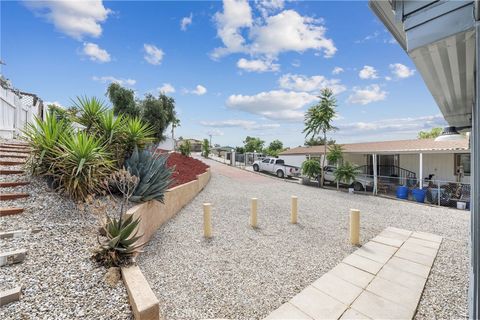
301,159,321,181
94,169,144,267
125,147,173,203
334,162,360,186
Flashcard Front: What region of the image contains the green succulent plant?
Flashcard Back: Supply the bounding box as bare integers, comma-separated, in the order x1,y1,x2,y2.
73,96,108,131
179,140,191,157
123,117,155,155
96,214,144,267
125,148,173,203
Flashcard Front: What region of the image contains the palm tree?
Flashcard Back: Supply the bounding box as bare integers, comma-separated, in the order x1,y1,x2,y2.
303,88,338,187
327,144,344,189
171,116,180,150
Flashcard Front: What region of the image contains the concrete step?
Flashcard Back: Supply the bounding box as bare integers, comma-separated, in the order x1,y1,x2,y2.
0,170,25,175
0,193,29,201
0,144,30,150
0,286,22,307
0,149,30,154
2,142,28,146
0,207,24,216
0,160,26,166
0,154,28,159
0,228,40,239
0,181,30,188
0,249,27,266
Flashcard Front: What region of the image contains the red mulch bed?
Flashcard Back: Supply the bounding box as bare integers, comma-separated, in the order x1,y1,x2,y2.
164,152,209,188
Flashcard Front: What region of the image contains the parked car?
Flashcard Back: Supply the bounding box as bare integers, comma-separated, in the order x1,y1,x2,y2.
323,165,374,191
253,158,301,178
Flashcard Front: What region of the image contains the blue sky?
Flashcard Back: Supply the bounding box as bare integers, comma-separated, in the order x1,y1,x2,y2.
1,0,446,147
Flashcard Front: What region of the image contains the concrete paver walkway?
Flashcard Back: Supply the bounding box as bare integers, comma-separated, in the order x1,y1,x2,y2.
265,227,442,320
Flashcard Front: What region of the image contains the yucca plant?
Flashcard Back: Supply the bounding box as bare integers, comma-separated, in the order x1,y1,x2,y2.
73,96,108,131
123,117,155,156
96,111,128,165
94,169,144,267
22,114,72,174
125,147,173,203
52,132,114,201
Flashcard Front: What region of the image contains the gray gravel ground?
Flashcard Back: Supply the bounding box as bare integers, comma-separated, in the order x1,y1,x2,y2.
138,158,469,320
0,148,132,319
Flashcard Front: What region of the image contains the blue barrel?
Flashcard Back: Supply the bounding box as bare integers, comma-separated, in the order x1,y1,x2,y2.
396,186,408,199
412,188,426,203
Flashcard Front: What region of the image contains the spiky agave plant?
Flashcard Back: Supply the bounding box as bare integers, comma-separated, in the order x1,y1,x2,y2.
125,147,173,203
22,114,72,175
95,169,144,267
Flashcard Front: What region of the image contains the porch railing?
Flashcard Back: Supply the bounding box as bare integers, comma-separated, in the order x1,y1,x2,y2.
357,165,417,180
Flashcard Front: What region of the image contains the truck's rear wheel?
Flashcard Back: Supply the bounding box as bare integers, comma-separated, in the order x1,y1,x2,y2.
253,164,259,172
277,170,284,178
353,182,364,191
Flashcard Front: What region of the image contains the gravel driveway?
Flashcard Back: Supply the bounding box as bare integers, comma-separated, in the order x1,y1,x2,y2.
138,158,469,320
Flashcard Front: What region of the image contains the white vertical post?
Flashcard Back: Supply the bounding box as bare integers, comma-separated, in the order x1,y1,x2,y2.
350,209,360,245
419,153,423,189
291,196,298,224
203,203,212,238
250,198,258,228
373,153,378,195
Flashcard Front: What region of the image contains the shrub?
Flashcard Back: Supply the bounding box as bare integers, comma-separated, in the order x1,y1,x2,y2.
125,148,173,203
73,96,108,131
201,139,210,158
179,140,191,157
301,159,321,180
94,169,143,267
123,117,155,156
23,114,72,174
334,162,360,185
52,132,114,201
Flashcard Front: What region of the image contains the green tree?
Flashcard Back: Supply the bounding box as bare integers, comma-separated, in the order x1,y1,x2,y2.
235,146,245,154
140,93,176,142
304,137,336,146
243,136,265,153
418,127,443,139
265,139,284,157
326,144,344,189
202,139,210,158
106,83,139,117
334,162,360,186
303,88,338,187
301,159,321,181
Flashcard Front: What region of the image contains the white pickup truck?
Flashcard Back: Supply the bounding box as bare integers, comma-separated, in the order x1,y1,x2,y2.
323,165,374,191
253,158,301,178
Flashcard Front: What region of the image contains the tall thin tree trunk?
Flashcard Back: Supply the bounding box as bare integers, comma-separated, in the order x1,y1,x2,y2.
320,131,326,188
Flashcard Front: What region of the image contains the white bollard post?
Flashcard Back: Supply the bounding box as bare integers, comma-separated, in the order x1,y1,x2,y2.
291,196,298,224
250,198,258,228
203,203,212,238
350,209,360,245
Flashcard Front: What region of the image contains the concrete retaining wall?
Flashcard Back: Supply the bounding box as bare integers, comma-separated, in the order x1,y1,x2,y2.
122,168,211,320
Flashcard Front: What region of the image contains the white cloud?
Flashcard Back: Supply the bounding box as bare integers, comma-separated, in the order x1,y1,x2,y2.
337,114,446,135
237,58,279,73
200,119,280,130
207,129,225,136
389,63,415,79
212,0,253,59
180,13,193,31
347,84,387,105
332,67,344,75
255,0,285,17
186,85,207,95
278,74,346,94
45,101,65,109
25,0,111,40
359,65,378,79
143,44,164,65
158,83,175,94
82,42,110,62
250,10,336,58
355,31,380,44
212,1,336,60
92,76,136,86
226,90,317,121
